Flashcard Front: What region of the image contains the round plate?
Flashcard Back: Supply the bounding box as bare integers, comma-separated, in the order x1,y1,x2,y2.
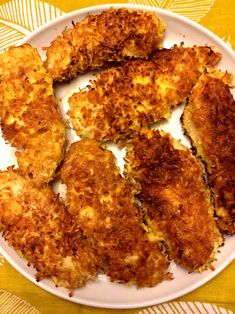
0,3,235,309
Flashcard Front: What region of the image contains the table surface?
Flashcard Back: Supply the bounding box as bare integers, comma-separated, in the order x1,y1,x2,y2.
0,0,234,313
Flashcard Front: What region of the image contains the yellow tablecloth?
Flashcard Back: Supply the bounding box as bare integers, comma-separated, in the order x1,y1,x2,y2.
0,0,234,313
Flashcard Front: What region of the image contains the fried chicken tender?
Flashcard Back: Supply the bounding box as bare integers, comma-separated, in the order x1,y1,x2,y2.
0,44,65,187
125,130,222,271
0,168,98,289
44,8,165,81
60,139,170,287
68,45,221,142
183,71,235,234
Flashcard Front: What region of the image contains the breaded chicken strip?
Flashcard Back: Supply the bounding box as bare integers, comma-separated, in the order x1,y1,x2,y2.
60,139,170,287
0,44,65,187
0,168,98,289
69,45,221,142
44,8,165,81
183,71,235,234
125,130,222,272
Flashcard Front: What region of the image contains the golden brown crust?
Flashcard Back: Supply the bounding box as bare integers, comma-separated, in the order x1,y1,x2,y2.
125,130,222,271
183,72,235,234
60,139,170,287
44,8,165,81
0,168,99,289
0,44,65,187
68,45,221,142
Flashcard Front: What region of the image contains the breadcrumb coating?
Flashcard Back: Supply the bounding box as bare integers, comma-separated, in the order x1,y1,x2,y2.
44,8,165,81
0,168,99,289
60,139,170,287
68,45,221,142
125,130,222,272
183,71,235,234
0,44,65,187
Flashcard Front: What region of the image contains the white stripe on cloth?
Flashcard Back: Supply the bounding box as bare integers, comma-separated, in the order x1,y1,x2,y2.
136,302,234,314
0,290,40,314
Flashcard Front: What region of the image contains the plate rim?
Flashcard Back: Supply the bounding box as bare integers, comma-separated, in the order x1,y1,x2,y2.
1,3,234,309
0,239,234,309
19,3,235,59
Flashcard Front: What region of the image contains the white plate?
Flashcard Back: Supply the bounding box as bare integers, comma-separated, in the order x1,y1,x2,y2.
0,3,235,309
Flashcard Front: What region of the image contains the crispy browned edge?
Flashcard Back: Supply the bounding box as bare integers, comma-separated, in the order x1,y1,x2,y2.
124,129,222,271
182,71,235,234
44,8,165,81
60,139,171,287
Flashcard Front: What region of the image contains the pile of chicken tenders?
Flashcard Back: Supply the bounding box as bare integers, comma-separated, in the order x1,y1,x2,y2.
0,8,234,292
